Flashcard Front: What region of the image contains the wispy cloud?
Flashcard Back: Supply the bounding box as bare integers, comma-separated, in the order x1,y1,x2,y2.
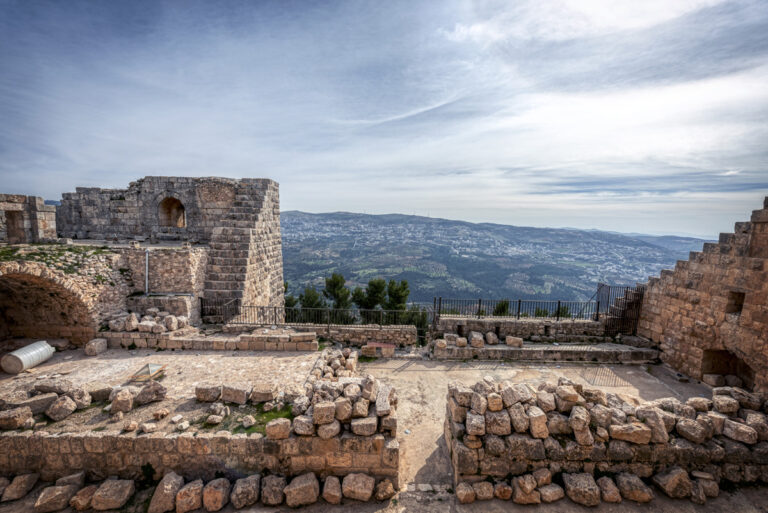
0,0,766,238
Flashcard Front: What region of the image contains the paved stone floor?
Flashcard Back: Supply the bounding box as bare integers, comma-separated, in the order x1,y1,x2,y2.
3,347,768,511
0,346,317,399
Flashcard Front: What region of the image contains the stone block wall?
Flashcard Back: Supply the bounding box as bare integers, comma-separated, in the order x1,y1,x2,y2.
56,177,241,243
438,317,608,343
0,194,56,243
638,197,768,392
446,377,768,493
118,246,208,296
0,428,398,485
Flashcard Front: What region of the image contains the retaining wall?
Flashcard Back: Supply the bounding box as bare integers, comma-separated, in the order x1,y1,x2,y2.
445,378,768,487
437,317,609,343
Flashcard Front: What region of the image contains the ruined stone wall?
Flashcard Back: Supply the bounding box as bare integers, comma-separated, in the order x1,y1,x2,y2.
0,194,56,243
438,317,608,343
638,197,768,392
56,177,243,242
446,378,768,495
0,248,132,344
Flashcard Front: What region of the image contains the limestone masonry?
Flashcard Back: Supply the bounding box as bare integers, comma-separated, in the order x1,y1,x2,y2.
638,197,768,393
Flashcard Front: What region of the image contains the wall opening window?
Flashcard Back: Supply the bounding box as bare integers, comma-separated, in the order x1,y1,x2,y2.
158,197,186,228
726,291,746,315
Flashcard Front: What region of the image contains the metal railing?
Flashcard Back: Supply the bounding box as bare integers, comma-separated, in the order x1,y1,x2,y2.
435,297,600,321
200,299,432,329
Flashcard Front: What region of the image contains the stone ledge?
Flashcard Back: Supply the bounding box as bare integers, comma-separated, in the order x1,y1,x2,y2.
434,343,659,363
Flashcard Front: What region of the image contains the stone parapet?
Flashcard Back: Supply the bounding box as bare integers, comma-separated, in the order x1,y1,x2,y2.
433,342,658,363
438,317,608,344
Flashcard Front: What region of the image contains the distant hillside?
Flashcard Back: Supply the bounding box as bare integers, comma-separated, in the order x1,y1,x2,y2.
281,211,713,302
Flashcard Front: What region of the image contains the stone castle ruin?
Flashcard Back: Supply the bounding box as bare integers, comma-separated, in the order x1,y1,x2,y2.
638,198,768,392
1,178,768,510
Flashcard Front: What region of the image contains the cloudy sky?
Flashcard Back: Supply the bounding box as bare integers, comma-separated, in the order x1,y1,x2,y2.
1,0,767,237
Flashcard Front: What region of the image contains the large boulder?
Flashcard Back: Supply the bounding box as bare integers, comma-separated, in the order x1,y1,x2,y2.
84,338,108,356
91,479,135,510
261,475,286,506
723,419,758,444
35,378,74,395
375,479,396,501
539,483,565,503
69,485,98,511
265,418,291,439
342,473,375,502
175,480,203,513
652,467,691,498
67,388,92,409
34,485,79,513
609,422,652,444
202,478,230,512
0,406,32,430
135,380,167,406
1,473,39,502
615,473,654,503
147,471,184,513
111,389,134,413
230,475,260,509
46,395,77,421
456,482,476,504
284,473,319,507
562,473,600,507
596,477,621,503
322,476,342,504
221,383,251,405
195,384,221,402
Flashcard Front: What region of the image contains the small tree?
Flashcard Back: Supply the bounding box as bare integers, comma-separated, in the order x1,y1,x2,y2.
384,279,410,311
534,307,550,318
323,273,352,309
299,287,325,322
492,300,510,317
284,282,299,322
555,305,571,319
352,278,387,310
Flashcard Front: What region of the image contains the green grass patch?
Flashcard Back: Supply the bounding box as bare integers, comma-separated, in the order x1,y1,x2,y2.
196,403,294,435
358,355,378,363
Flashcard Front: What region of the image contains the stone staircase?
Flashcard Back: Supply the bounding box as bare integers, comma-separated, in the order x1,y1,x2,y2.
202,192,264,321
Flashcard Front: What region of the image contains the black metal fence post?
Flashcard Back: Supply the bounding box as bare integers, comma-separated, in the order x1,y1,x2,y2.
556,300,561,321
477,298,482,318
594,301,600,321
517,299,521,319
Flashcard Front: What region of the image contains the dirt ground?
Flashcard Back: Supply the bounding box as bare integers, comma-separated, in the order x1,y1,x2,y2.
3,348,768,511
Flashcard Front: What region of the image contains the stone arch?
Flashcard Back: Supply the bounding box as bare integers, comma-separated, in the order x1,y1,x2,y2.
158,197,186,228
0,262,98,345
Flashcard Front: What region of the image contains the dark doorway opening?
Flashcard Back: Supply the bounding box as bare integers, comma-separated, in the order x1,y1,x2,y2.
702,349,755,390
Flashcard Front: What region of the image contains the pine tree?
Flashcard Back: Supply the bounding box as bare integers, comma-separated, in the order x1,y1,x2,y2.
323,273,351,309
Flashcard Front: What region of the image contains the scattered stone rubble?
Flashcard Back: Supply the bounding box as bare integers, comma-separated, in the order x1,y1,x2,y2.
308,348,359,380
446,376,768,505
107,307,190,335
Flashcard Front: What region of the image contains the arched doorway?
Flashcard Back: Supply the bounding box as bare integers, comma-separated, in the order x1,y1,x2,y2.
0,266,98,346
158,197,186,228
